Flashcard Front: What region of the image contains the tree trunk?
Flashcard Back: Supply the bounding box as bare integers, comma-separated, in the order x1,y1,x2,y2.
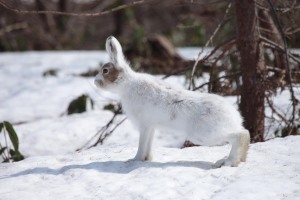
235,0,265,142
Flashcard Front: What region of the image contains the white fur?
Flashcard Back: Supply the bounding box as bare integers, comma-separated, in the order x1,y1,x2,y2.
95,36,250,167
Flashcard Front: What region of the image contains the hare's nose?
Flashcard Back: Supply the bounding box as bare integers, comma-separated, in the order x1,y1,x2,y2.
94,75,103,87
94,79,103,87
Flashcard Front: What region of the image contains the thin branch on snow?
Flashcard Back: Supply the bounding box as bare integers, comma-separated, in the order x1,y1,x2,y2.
77,106,126,151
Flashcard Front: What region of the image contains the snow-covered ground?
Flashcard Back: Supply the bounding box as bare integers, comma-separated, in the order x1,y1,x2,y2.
0,136,299,200
0,50,299,200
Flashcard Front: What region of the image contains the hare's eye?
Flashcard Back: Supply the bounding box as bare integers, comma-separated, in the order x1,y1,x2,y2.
102,68,109,75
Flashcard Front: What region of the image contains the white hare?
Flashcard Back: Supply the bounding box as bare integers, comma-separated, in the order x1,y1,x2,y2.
95,36,250,167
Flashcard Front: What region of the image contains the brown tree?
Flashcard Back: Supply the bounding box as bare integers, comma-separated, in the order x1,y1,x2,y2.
235,0,266,142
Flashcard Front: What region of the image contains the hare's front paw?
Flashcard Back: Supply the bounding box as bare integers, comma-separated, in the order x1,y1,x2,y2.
141,154,153,162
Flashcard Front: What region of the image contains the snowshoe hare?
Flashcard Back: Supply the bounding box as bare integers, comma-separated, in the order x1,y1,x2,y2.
95,36,250,167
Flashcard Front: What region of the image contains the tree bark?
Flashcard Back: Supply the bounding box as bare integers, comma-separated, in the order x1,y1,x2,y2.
235,0,265,142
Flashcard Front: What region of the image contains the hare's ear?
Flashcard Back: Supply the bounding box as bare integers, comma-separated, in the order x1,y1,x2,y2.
106,36,127,67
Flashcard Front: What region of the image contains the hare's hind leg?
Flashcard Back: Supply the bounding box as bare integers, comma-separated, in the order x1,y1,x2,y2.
132,126,154,161
214,130,250,168
239,130,250,162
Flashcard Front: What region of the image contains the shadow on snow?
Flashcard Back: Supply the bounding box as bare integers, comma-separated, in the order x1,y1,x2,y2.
1,160,215,179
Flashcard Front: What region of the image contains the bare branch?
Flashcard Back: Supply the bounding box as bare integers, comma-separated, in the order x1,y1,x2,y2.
260,35,300,64
188,1,232,90
77,106,126,151
267,0,298,129
89,117,127,148
266,96,290,125
0,22,28,36
0,0,152,17
285,27,300,35
163,37,235,80
266,65,300,76
193,71,240,91
275,5,300,14
255,0,300,14
163,37,236,80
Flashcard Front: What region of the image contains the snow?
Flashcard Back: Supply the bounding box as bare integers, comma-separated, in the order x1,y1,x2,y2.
0,50,300,199
0,137,299,200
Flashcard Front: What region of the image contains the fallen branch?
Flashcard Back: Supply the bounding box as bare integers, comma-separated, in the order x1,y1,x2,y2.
77,106,126,151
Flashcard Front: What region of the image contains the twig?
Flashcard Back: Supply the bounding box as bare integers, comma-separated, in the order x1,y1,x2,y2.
0,0,151,17
267,0,297,129
77,106,126,151
275,5,300,14
207,40,236,92
285,27,300,35
260,35,300,64
0,22,28,37
255,0,300,14
255,1,269,11
188,1,232,90
266,65,300,75
193,71,240,91
163,37,236,80
266,96,289,125
183,0,230,5
206,2,232,47
89,117,127,149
